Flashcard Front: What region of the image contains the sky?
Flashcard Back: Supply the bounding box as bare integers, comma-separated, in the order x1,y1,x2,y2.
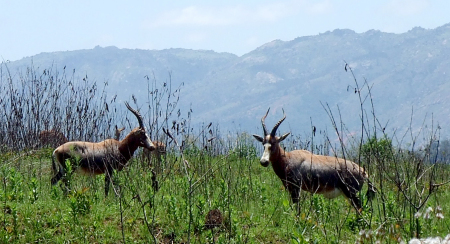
1,0,450,62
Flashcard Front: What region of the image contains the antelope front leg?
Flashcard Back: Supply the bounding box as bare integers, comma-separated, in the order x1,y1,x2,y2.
340,184,362,212
290,188,300,204
104,168,113,197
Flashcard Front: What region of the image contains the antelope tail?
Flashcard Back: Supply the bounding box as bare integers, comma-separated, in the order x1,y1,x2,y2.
51,153,60,185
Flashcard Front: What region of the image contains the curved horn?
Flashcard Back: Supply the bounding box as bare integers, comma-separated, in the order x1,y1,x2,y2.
125,102,145,129
270,108,286,137
261,108,270,136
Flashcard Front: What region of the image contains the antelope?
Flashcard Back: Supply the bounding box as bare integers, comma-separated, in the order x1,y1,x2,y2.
143,140,166,173
253,108,375,211
39,130,68,148
51,102,156,196
114,126,125,140
143,141,166,161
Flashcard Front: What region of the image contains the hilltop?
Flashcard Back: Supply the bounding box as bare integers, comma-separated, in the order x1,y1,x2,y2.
5,23,450,139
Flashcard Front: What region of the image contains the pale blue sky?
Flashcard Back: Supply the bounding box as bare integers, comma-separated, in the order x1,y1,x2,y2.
1,0,450,61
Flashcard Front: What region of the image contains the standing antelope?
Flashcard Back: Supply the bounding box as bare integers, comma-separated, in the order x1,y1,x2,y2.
39,130,68,148
51,102,156,196
253,108,375,211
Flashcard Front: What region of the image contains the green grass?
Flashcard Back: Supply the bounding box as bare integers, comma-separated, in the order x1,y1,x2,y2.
1,143,450,243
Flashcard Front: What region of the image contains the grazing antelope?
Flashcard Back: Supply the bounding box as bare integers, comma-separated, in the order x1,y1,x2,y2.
143,140,166,173
39,130,68,148
51,102,156,196
143,141,166,161
253,109,375,211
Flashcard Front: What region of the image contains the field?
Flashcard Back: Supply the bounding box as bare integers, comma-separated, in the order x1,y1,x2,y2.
1,64,450,243
1,136,450,243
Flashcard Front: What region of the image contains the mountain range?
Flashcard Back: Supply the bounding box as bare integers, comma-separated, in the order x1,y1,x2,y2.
5,23,450,142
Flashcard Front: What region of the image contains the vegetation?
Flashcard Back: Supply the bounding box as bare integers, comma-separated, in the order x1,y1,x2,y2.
1,63,450,243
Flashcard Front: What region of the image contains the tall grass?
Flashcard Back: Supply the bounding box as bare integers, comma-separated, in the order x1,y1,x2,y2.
0,63,116,151
1,62,450,243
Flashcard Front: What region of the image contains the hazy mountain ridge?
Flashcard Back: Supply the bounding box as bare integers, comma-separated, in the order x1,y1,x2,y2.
5,23,450,139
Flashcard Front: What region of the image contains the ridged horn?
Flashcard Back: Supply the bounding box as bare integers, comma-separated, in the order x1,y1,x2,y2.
270,108,286,137
125,102,145,129
261,108,270,136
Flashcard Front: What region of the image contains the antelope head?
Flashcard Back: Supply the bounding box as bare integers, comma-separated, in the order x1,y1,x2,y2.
124,102,155,152
253,108,290,167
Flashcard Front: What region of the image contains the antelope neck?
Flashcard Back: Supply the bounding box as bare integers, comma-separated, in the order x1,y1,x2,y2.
270,144,288,180
118,134,140,160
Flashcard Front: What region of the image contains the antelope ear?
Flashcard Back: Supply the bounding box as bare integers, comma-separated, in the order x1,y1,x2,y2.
278,133,290,142
253,134,264,142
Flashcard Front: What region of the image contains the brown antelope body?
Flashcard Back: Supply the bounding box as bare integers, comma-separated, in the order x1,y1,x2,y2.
253,109,375,211
51,102,156,196
39,130,68,148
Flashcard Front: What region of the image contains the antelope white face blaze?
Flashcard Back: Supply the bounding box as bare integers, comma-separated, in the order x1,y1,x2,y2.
260,143,271,167
143,133,154,148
